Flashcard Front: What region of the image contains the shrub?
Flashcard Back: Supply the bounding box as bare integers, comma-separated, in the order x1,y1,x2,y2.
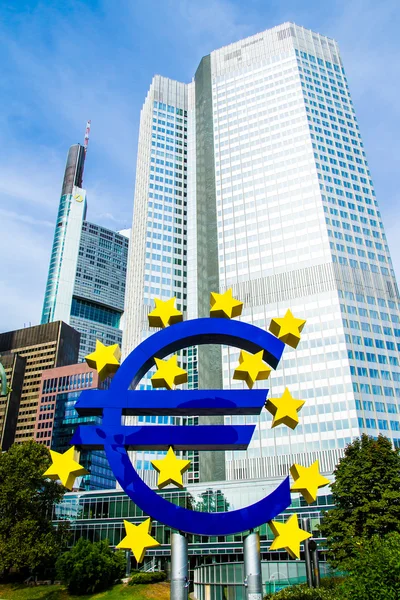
128,571,167,585
56,538,125,595
264,583,337,600
340,532,400,600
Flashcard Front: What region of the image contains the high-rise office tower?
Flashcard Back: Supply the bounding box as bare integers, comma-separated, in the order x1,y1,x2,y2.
125,23,400,483
41,126,129,362
123,78,189,354
0,322,80,444
123,78,207,483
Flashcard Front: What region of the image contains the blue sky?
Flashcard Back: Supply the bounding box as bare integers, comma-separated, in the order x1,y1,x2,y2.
1,0,400,332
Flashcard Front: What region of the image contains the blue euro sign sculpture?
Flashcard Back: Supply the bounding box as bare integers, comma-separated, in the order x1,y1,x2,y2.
72,318,292,535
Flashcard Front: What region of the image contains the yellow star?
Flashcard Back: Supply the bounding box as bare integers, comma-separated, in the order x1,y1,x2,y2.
233,350,271,389
265,388,305,429
269,514,311,559
269,309,306,348
148,298,183,328
116,518,160,563
151,447,191,489
85,340,121,381
151,356,187,390
43,447,88,490
210,289,243,319
290,460,330,504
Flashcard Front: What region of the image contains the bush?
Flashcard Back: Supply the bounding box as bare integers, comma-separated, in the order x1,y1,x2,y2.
340,532,400,600
56,538,125,595
319,577,345,591
128,571,167,585
264,583,337,600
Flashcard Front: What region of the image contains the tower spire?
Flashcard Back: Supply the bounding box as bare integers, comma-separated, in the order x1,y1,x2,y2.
84,120,91,154
81,120,91,186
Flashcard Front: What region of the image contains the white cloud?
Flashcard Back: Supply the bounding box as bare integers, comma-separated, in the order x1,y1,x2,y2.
1,0,400,334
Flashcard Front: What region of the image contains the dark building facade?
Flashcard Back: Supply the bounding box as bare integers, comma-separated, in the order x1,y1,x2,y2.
0,321,80,444
0,353,26,450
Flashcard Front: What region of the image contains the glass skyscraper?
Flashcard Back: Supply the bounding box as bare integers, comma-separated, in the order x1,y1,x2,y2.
35,362,115,489
122,77,204,483
41,142,129,362
124,23,400,483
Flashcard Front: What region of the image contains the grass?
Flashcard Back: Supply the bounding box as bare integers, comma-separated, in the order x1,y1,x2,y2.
0,581,170,600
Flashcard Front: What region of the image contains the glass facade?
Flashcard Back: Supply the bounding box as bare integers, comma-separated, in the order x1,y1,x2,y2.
53,479,334,592
71,298,121,329
124,23,400,483
36,365,115,489
122,76,200,482
41,143,129,362
189,23,400,479
42,144,86,325
71,221,128,361
51,390,114,490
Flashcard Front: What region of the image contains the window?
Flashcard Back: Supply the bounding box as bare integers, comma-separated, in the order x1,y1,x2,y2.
71,298,121,328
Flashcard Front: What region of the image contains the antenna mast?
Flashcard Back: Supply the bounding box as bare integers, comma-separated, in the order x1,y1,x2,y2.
80,120,91,186
84,120,91,154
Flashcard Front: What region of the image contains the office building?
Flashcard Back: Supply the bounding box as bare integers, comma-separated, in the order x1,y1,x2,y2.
0,322,80,444
123,77,188,354
34,362,115,489
0,353,26,450
122,78,201,484
41,128,129,362
70,222,129,361
124,23,400,483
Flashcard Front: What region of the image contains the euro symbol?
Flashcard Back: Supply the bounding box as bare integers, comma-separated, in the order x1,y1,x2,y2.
71,317,292,535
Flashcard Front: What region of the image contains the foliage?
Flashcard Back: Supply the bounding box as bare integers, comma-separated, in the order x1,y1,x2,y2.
0,441,69,575
128,571,167,585
0,581,170,599
319,434,400,567
264,582,337,600
56,538,125,595
339,532,400,600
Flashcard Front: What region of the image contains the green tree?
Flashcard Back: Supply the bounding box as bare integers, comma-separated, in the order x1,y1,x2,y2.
340,532,400,600
0,441,69,576
56,538,125,594
319,434,400,567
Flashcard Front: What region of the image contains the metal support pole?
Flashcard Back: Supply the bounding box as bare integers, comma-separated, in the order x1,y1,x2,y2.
125,550,131,577
171,532,189,600
310,543,321,588
302,518,313,588
243,531,262,600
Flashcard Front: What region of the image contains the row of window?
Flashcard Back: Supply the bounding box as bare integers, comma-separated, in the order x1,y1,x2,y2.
358,417,399,431
42,371,94,394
